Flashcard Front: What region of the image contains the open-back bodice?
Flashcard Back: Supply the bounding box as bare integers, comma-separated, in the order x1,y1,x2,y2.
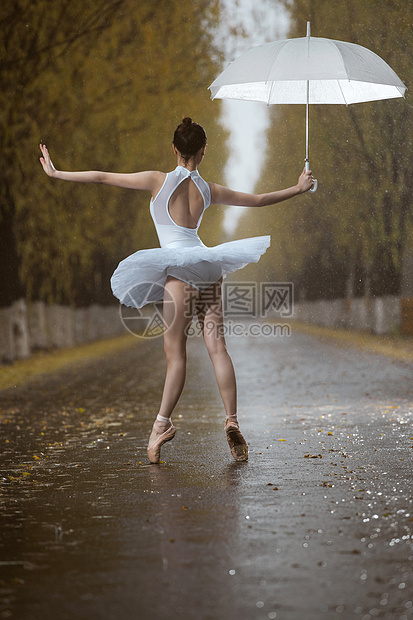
149,166,211,248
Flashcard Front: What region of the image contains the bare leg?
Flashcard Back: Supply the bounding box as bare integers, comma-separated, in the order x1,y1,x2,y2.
147,276,196,463
196,279,247,461
196,279,237,415
158,276,196,417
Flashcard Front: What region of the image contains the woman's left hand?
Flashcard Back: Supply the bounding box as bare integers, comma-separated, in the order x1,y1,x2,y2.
39,144,57,177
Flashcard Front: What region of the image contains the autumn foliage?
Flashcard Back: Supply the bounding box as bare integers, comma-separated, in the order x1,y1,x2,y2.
0,0,225,306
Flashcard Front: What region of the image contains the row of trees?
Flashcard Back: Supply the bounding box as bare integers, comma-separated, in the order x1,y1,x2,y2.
237,0,413,301
1,0,226,306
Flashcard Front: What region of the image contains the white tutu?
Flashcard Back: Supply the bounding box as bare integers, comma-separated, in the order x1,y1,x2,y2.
111,235,271,308
110,165,271,308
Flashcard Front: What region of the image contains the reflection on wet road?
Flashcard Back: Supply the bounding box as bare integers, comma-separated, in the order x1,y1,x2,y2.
1,327,412,619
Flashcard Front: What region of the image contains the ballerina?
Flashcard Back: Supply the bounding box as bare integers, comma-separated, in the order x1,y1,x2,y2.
39,117,313,464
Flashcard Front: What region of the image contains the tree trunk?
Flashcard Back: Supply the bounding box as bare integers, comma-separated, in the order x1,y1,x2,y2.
0,191,22,307
401,236,413,297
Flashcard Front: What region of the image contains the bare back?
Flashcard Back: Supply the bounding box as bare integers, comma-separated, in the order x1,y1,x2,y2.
168,177,204,229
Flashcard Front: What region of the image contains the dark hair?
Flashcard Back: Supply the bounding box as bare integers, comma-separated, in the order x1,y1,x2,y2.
173,117,207,161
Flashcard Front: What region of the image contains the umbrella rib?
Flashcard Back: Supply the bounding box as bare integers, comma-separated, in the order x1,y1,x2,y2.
337,80,348,105
265,39,290,104
329,40,350,79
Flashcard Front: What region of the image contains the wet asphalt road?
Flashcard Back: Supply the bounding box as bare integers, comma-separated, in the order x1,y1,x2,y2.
0,326,412,620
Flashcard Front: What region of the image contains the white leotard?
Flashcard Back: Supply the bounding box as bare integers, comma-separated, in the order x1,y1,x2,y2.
150,166,210,249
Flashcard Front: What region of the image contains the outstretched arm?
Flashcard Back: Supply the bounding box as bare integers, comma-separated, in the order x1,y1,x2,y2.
209,168,314,207
39,144,164,193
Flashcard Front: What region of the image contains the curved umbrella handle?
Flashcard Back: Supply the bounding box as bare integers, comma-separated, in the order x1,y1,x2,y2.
305,160,317,193
309,179,318,193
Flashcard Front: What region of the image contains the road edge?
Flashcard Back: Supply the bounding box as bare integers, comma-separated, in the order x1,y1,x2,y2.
288,321,413,364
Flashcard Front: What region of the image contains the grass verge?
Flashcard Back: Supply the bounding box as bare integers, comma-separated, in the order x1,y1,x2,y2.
0,333,137,391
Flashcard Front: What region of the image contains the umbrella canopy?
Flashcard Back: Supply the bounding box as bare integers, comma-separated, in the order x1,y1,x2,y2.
209,23,406,192
209,27,406,105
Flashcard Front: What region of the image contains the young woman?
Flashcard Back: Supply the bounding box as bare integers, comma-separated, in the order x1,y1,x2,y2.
39,117,313,464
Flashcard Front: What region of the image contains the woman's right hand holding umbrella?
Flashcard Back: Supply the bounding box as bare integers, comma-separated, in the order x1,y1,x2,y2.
298,167,315,193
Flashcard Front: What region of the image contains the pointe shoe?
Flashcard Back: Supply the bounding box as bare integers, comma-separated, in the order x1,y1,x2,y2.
147,422,176,464
225,417,248,462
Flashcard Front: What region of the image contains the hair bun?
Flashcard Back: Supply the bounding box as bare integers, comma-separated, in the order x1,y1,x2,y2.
173,118,207,162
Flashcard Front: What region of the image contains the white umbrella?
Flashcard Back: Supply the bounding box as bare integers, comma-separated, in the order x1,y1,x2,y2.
209,22,406,192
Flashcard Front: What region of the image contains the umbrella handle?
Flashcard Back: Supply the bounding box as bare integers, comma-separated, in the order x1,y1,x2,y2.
309,179,318,193
305,160,317,193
